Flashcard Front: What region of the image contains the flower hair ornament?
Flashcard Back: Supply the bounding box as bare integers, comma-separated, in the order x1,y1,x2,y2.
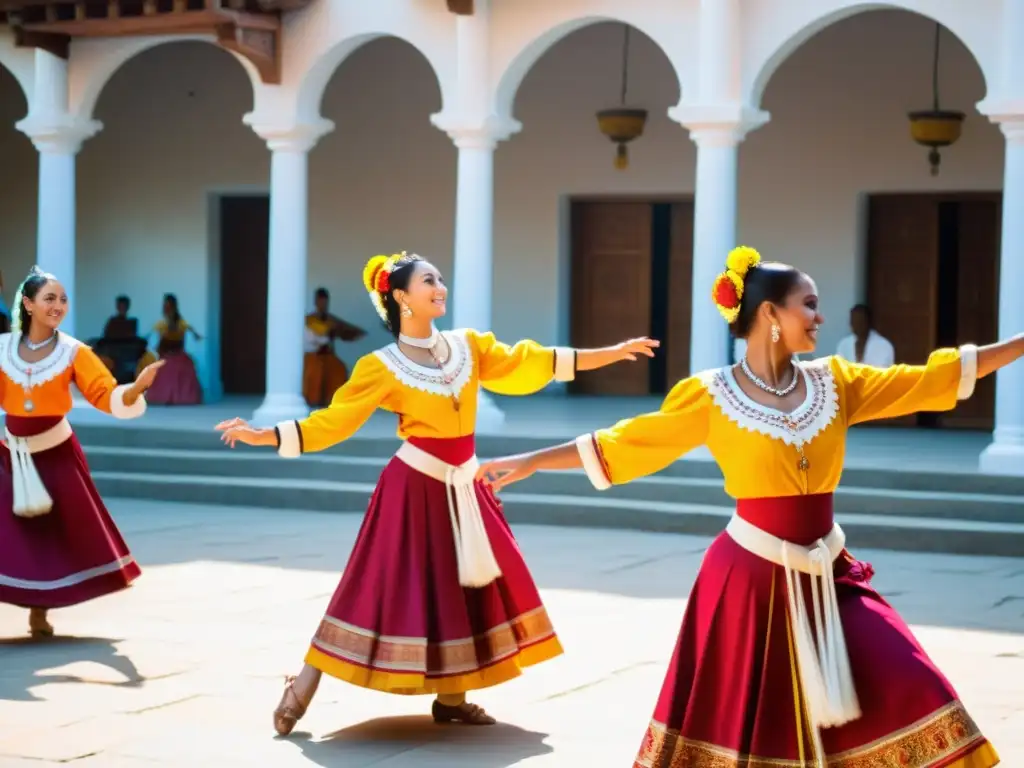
711,246,761,324
362,252,406,324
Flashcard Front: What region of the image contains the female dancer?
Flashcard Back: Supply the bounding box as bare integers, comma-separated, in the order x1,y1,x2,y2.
143,293,203,405
477,247,1018,767
216,252,659,733
0,267,163,637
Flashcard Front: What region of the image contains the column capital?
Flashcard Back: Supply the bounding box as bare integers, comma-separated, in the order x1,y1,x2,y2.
669,103,770,147
976,99,1024,143
430,111,522,149
15,113,102,154
243,114,335,152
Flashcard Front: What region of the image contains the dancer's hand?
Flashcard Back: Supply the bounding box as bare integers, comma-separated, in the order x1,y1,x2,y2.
476,455,537,492
215,417,275,448
135,359,166,390
614,337,660,362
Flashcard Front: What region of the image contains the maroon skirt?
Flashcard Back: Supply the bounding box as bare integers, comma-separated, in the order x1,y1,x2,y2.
0,415,141,609
303,434,563,695
146,351,202,405
635,494,998,768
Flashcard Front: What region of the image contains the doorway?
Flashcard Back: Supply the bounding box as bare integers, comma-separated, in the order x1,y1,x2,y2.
219,195,269,395
569,198,693,396
866,192,1000,429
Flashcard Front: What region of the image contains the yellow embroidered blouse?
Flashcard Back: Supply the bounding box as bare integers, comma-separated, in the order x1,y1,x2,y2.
154,318,190,342
275,328,576,456
0,332,147,419
575,346,978,499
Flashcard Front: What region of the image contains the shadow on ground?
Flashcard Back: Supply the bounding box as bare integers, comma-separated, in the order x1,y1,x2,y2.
0,635,143,702
287,716,552,767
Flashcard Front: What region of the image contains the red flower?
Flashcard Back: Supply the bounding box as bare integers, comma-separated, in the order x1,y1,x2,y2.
376,269,391,294
713,275,740,309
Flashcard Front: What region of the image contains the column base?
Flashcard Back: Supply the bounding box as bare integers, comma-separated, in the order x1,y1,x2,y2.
979,439,1024,476
474,390,506,435
252,393,309,427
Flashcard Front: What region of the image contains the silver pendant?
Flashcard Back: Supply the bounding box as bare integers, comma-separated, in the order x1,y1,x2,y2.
24,399,34,413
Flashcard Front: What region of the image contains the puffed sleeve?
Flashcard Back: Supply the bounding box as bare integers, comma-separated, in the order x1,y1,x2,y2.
72,343,146,419
832,345,978,426
467,329,575,396
274,354,391,457
576,375,711,489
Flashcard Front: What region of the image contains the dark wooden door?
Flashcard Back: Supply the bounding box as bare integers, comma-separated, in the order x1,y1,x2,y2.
570,201,653,395
943,197,1000,429
867,195,940,426
219,195,269,394
666,202,694,386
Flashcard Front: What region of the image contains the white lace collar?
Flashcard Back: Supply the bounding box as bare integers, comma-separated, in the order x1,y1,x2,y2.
0,332,81,390
373,329,474,398
702,358,838,446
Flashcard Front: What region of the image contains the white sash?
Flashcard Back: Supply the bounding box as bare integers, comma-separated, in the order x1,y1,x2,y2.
6,417,73,518
395,441,502,588
726,514,861,766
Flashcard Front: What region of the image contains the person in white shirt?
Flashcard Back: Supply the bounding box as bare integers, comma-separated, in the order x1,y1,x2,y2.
836,304,895,367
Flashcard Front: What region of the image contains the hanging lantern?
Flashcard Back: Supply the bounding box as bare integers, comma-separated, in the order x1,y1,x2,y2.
908,23,964,176
596,25,646,170
597,108,648,169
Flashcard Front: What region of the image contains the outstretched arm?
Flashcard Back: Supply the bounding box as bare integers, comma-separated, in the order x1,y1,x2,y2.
478,374,710,492
574,338,660,371
977,334,1024,379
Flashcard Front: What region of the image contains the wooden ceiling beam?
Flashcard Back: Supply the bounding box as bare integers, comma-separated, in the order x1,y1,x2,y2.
446,0,472,15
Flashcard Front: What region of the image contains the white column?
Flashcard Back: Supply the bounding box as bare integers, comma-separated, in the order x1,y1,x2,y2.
16,51,100,338
979,117,1024,475
669,108,768,373
431,0,520,434
246,120,333,426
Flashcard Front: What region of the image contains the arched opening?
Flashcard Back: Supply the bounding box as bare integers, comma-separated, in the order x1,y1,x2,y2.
740,8,999,430
501,21,686,397
306,36,448,386
0,64,34,319
80,40,260,402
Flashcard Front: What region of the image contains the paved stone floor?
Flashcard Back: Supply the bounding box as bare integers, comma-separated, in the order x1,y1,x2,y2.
1,500,1022,767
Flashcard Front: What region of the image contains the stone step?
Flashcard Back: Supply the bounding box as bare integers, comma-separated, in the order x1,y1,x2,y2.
74,428,1024,496
81,445,1024,525
91,470,1024,558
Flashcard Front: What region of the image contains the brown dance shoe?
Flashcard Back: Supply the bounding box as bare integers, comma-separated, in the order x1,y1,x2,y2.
431,699,497,725
28,608,54,639
272,676,309,736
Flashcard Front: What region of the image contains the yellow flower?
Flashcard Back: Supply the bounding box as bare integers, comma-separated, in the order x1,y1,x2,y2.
726,246,761,277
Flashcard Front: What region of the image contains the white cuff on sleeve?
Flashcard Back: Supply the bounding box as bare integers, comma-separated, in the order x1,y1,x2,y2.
276,420,302,459
554,348,576,382
110,384,147,419
575,433,612,490
957,344,978,401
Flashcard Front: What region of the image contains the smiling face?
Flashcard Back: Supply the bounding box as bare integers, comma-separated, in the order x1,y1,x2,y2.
23,279,68,332
773,273,824,355
394,260,447,321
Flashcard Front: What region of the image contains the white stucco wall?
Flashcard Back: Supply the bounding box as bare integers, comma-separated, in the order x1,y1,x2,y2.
0,6,1003,394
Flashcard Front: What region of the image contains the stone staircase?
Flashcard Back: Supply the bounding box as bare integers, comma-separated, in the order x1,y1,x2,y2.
74,423,1024,558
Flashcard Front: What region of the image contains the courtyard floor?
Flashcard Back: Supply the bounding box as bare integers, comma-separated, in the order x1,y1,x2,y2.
1,499,1022,767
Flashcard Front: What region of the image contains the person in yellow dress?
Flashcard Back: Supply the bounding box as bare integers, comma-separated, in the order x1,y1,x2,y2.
303,287,366,407
215,251,659,734
477,247,1020,768
143,293,203,405
0,266,163,637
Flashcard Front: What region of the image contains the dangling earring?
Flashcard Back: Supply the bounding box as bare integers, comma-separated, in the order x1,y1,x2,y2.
771,324,780,343
401,303,413,318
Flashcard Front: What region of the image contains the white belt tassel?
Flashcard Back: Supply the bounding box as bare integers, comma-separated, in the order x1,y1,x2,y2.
726,514,860,767
396,441,502,588
6,417,73,518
